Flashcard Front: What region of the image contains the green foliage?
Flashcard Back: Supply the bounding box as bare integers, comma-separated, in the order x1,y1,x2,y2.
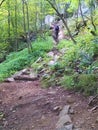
41,74,56,88
61,75,75,89
76,74,98,95
32,37,53,53
0,38,53,81
61,74,98,95
0,42,10,61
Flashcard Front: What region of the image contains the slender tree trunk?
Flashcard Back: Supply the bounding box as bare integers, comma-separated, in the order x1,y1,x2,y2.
25,1,32,53
40,0,43,31
22,0,26,33
89,0,96,31
7,0,11,42
79,0,86,26
75,2,80,31
15,0,18,51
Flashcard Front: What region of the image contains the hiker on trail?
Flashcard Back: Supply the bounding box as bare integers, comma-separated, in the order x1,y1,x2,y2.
50,23,60,44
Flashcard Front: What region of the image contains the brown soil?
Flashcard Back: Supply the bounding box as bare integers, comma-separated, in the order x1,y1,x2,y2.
0,79,98,130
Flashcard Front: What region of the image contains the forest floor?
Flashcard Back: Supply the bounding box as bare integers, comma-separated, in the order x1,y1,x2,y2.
0,76,98,130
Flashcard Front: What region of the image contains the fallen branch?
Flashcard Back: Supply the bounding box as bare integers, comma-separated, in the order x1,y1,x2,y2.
14,76,38,81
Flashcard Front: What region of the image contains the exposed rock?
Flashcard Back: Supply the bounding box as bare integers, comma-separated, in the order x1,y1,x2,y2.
29,72,37,78
59,105,71,117
56,115,72,129
57,124,73,130
5,77,15,82
54,55,59,61
48,60,56,66
12,69,28,78
14,75,38,81
47,51,54,57
69,107,74,114
48,90,57,94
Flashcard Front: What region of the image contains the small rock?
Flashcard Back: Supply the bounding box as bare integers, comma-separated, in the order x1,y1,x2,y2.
54,55,59,61
56,115,72,129
12,110,16,113
53,106,62,112
57,124,74,130
48,91,56,94
48,60,56,66
18,96,22,100
67,97,75,104
21,68,28,74
47,51,54,57
32,125,35,128
64,124,73,130
5,77,15,82
69,107,74,114
29,72,37,78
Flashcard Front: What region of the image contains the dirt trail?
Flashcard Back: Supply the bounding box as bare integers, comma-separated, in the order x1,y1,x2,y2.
0,79,98,130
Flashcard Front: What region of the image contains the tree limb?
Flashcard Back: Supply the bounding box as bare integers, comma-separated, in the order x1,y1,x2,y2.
0,0,5,7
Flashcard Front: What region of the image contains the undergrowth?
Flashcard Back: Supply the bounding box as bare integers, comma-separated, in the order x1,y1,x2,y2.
0,38,53,81
40,33,98,95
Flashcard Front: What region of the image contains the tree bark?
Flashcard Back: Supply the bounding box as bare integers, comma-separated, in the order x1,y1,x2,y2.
0,0,5,7
15,0,18,51
89,0,96,31
22,0,26,33
79,0,86,26
25,1,33,53
7,0,11,44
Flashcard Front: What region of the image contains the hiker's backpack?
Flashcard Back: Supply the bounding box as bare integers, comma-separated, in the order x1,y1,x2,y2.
55,25,59,32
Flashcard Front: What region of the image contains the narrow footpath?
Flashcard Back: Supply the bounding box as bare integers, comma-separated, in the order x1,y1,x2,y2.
0,69,98,130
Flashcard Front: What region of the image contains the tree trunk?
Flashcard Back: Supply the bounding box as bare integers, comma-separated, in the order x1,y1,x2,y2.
25,1,32,53
22,0,26,33
79,0,86,26
15,0,18,51
89,0,96,31
7,0,11,44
